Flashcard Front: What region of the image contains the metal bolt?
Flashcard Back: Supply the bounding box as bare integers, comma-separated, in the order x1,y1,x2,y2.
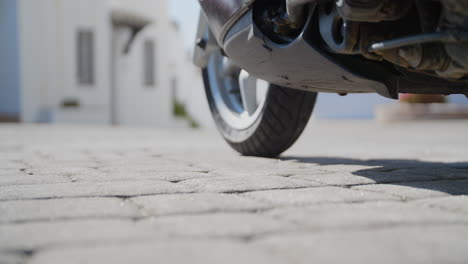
196,38,207,50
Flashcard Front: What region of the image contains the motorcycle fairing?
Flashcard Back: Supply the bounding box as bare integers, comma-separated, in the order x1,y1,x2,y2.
195,0,468,99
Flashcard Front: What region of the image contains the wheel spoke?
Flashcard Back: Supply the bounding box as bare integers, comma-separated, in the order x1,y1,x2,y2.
222,57,239,77
208,51,269,130
239,70,258,116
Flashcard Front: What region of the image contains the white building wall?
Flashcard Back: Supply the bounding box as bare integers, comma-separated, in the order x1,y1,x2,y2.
54,0,111,123
112,24,172,127
18,0,58,122
182,66,215,128
165,23,214,128
18,0,111,123
110,0,173,127
17,0,175,126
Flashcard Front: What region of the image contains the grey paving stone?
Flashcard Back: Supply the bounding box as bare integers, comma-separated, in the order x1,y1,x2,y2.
28,240,281,264
244,186,399,206
25,161,102,170
146,213,294,238
291,172,378,186
352,180,468,200
292,169,444,186
0,162,25,170
411,195,468,214
0,181,193,201
95,160,202,173
170,154,280,172
280,157,412,170
0,219,157,251
285,159,461,175
1,122,468,264
310,164,383,173
0,169,27,177
72,171,218,183
207,165,326,178
170,154,339,177
0,253,27,264
21,167,104,178
255,226,468,264
180,175,318,193
0,175,69,187
0,198,140,223
265,201,468,229
131,193,270,216
290,163,468,186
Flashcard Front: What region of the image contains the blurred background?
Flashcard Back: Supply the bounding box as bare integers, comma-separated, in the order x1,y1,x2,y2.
1,0,468,128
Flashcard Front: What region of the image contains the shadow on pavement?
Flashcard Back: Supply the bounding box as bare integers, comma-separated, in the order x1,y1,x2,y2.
281,156,468,195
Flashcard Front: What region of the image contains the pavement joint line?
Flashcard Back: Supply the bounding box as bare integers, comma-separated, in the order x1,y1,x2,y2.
0,197,413,225
0,192,197,202
0,200,360,222
2,206,282,226
0,174,221,187
9,194,466,226
3,176,466,202
0,215,140,226
325,178,468,192
219,186,316,195
0,185,313,201
0,185,325,202
241,194,405,208
238,185,393,195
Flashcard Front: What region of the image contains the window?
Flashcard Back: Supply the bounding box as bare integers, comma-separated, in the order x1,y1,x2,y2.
77,30,95,85
143,40,155,86
171,77,178,99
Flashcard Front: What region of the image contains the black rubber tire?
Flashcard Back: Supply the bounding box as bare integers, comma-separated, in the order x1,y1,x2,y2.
203,69,318,158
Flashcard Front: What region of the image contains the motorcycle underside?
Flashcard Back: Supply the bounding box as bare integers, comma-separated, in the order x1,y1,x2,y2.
216,0,468,99
193,0,468,157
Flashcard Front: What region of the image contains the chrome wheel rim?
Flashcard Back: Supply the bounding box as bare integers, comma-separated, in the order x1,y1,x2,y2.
207,51,269,130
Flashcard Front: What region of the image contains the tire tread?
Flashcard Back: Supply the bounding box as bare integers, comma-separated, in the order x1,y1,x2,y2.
228,85,317,157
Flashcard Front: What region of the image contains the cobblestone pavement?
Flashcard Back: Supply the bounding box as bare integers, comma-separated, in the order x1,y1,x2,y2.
1,121,468,264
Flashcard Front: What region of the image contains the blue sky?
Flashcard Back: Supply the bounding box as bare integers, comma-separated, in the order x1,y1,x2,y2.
169,0,200,51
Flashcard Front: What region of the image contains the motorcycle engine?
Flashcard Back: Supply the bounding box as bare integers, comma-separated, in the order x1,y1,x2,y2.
254,0,468,80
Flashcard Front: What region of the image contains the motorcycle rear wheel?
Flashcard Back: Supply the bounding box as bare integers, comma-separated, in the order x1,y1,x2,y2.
203,52,318,158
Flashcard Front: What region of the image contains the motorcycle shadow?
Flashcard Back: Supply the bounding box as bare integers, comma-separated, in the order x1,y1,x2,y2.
281,156,468,196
